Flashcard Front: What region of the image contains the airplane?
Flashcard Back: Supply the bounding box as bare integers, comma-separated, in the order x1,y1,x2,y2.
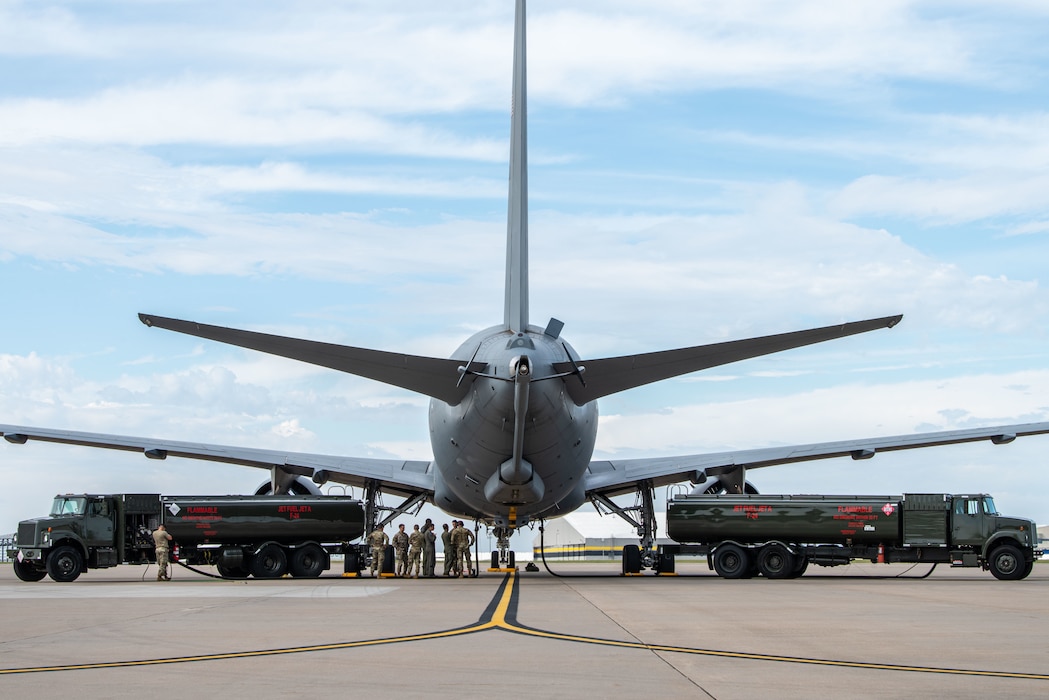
4,0,1049,570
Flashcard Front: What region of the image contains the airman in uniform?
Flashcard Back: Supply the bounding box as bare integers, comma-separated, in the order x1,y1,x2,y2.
367,524,389,577
441,523,453,576
407,524,423,578
152,524,173,581
392,523,409,577
459,521,475,577
450,520,473,577
423,522,437,577
448,521,463,576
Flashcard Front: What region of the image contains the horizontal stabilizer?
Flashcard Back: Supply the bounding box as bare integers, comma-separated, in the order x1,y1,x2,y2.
139,314,483,405
553,315,902,405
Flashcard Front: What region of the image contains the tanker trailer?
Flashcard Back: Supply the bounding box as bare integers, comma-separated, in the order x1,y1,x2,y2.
9,493,366,582
665,493,1036,581
162,495,366,578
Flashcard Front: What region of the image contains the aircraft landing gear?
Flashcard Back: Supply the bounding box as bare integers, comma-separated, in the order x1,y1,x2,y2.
591,480,659,574
489,525,517,571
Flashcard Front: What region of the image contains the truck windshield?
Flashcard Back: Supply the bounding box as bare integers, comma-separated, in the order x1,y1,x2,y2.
982,496,998,516
50,497,86,516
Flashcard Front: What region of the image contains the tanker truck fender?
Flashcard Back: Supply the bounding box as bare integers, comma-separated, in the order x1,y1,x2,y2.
981,533,1032,560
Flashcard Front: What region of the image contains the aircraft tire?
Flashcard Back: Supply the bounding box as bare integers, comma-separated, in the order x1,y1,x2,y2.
46,545,84,583
621,544,641,574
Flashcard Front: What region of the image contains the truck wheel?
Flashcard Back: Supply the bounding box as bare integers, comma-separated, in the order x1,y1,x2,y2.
216,563,249,579
757,544,795,579
988,544,1026,581
251,544,288,579
712,543,750,579
46,546,84,583
788,556,809,578
290,544,327,578
12,557,47,582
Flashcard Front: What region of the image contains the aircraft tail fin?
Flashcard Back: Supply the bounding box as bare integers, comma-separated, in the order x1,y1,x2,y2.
503,0,529,333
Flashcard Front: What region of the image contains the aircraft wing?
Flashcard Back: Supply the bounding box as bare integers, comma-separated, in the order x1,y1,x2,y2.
583,421,1049,498
0,424,434,499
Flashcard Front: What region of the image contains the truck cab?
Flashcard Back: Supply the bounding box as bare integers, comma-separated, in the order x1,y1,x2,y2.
8,493,160,582
950,494,998,546
948,493,1037,579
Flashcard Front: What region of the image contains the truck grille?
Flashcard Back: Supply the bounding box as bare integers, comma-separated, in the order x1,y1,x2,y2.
17,522,37,547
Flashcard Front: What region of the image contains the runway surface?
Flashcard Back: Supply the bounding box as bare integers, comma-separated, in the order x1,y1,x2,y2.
1,560,1046,698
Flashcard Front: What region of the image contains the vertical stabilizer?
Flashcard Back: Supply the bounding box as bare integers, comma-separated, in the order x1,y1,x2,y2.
504,0,529,333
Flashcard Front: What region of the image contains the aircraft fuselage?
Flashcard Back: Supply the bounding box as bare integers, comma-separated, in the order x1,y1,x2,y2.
430,325,597,527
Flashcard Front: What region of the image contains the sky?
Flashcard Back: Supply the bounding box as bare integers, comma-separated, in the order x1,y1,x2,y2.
2,0,1049,538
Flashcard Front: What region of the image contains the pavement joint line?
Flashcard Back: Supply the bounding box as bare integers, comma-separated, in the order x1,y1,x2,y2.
1,571,1046,681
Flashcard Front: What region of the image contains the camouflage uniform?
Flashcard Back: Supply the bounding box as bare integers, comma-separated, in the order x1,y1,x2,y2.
459,523,475,576
367,527,389,577
449,522,467,577
392,525,409,577
152,526,172,581
407,526,423,578
441,524,453,576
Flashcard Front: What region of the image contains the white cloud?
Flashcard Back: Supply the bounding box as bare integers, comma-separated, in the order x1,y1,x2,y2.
2,1,1049,534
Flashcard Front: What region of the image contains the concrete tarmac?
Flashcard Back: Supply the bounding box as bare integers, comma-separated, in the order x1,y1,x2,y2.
1,560,1047,699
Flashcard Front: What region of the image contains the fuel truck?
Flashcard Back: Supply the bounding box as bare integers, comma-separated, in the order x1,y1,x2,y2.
8,493,366,582
664,493,1037,580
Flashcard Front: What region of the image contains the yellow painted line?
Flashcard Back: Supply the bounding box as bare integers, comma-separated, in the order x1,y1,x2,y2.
499,625,1049,681
487,570,515,627
3,571,1046,681
0,624,494,675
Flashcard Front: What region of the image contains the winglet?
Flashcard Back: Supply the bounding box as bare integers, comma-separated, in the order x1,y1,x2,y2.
503,0,529,333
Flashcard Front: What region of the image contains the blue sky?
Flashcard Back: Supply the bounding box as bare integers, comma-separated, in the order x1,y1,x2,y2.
2,0,1049,533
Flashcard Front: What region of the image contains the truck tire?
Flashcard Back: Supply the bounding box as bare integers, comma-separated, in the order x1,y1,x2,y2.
757,544,795,579
988,544,1027,581
13,557,47,582
251,544,288,579
290,544,327,578
46,545,84,583
788,556,809,578
712,543,749,579
216,563,249,579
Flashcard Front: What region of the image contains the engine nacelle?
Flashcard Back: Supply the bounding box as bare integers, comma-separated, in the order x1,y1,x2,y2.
254,476,322,496
688,475,759,496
